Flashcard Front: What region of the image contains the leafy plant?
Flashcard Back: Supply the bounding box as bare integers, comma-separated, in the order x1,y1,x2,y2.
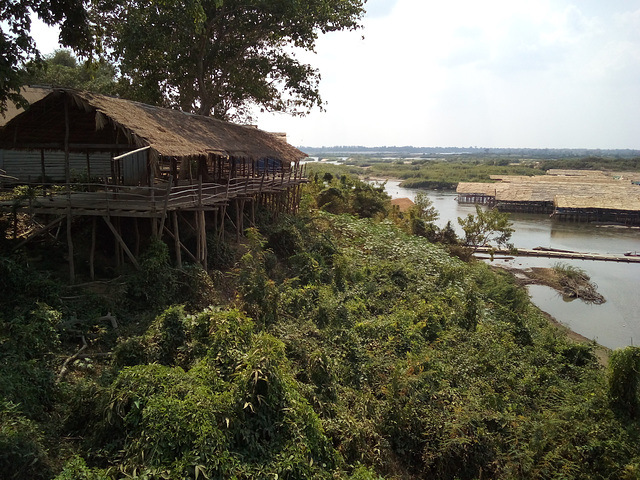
608,346,640,417
458,205,514,251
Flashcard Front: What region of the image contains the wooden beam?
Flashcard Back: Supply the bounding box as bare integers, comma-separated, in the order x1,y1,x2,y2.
157,175,173,237
67,211,75,283
162,224,198,263
13,216,65,250
90,217,96,280
172,211,182,269
102,216,140,269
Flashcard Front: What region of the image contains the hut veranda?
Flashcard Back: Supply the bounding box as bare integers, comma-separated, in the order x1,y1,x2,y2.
0,88,308,281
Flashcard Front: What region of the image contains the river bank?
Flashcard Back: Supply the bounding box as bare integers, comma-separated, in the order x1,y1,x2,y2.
372,177,640,351
488,262,611,364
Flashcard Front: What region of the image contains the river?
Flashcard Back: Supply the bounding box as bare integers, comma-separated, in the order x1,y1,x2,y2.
380,179,640,350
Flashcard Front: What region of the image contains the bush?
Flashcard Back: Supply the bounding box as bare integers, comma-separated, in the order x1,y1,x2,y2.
126,239,178,310
608,346,640,417
54,456,108,480
0,401,51,479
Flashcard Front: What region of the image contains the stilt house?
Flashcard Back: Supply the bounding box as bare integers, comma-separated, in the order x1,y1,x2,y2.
0,88,308,280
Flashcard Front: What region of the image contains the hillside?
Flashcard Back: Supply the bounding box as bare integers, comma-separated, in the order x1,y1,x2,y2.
1,179,640,479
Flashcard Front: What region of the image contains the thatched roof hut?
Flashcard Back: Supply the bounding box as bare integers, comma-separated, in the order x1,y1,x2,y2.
390,197,415,212
0,88,305,163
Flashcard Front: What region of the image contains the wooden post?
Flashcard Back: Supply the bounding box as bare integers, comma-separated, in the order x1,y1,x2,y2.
158,175,173,237
102,216,140,269
200,210,207,270
236,199,241,242
172,210,182,269
90,217,96,280
64,96,70,186
40,149,46,185
67,210,75,283
162,224,198,263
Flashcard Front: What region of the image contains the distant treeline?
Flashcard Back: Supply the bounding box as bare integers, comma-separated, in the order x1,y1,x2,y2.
302,145,640,159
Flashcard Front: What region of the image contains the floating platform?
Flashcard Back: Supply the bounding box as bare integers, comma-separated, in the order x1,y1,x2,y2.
475,246,640,263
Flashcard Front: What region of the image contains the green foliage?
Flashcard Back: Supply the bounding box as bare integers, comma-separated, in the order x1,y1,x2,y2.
23,49,123,95
0,255,60,315
53,456,109,480
0,303,61,418
409,192,439,223
310,173,390,218
91,0,365,120
2,209,640,479
145,305,188,366
608,346,640,417
238,228,280,326
0,0,92,114
458,204,514,251
126,239,179,310
0,401,51,479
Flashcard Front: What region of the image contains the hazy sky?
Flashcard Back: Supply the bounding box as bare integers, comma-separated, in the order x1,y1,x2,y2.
30,0,640,149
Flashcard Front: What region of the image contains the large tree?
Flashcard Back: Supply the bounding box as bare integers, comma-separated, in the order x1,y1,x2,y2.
23,49,122,94
0,0,92,114
91,0,366,121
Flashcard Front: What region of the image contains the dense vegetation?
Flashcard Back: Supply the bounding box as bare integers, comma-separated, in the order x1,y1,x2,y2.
1,176,640,479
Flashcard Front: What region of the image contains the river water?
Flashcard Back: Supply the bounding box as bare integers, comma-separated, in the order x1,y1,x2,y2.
380,179,640,350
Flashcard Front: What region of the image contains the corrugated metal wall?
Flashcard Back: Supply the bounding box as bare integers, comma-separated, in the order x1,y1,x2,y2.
0,150,112,183
122,149,148,186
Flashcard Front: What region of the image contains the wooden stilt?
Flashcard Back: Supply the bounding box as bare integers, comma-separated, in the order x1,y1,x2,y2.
200,210,207,270
13,216,64,250
195,210,201,265
67,211,75,283
158,175,173,237
236,199,241,242
162,224,198,263
219,204,227,240
102,216,140,269
172,210,182,269
90,217,96,280
251,198,256,226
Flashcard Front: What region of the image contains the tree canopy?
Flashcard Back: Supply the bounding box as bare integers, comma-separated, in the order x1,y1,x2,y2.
458,204,514,251
90,0,366,120
23,49,122,94
0,0,92,114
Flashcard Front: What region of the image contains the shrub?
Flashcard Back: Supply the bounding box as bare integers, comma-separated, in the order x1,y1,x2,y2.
608,346,640,417
0,401,51,480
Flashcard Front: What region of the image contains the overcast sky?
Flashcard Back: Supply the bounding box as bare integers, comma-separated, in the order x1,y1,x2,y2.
31,0,640,149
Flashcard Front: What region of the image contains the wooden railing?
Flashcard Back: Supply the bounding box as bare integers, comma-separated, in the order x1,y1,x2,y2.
1,171,308,216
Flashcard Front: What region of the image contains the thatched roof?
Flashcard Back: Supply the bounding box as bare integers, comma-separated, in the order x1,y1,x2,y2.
555,189,640,211
0,88,306,164
456,182,499,195
390,197,415,212
459,170,640,213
